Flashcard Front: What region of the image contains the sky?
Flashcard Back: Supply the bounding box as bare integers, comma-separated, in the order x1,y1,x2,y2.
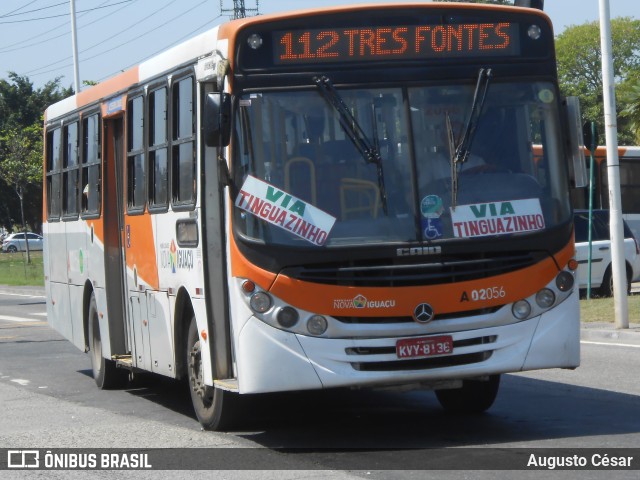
0,0,638,90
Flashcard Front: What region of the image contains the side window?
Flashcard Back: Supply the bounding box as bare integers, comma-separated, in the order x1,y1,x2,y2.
127,95,146,213
63,121,79,218
46,127,62,221
171,76,196,207
81,113,102,216
574,214,588,243
592,214,611,241
149,87,168,210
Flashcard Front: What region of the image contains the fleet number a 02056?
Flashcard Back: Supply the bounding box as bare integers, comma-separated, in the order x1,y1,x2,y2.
461,286,506,302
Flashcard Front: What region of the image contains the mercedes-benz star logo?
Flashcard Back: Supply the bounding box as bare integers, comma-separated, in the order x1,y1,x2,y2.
413,303,435,324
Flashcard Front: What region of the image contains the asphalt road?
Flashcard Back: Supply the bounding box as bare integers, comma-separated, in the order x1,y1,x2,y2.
1,287,640,479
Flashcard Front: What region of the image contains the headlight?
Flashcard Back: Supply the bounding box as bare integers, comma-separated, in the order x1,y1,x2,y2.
556,271,574,292
512,300,531,320
535,288,556,308
277,306,299,328
249,292,272,313
307,315,328,335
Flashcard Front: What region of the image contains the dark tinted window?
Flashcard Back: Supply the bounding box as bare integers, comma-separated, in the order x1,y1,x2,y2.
127,95,146,212
149,87,168,209
574,211,635,243
81,113,101,216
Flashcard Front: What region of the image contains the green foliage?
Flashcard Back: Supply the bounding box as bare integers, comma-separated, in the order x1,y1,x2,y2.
0,73,72,233
0,251,44,286
555,17,640,146
621,80,640,144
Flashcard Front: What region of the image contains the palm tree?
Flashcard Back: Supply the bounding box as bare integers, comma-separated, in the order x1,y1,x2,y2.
621,81,640,144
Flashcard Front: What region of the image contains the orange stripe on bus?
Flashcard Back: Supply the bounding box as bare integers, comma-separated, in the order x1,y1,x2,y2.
230,219,575,317
76,66,140,111
125,213,159,290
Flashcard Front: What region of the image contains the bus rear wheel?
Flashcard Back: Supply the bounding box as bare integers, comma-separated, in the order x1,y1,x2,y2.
435,375,500,414
87,293,128,389
186,316,237,431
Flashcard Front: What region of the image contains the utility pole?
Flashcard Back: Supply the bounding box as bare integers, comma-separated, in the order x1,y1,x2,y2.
599,0,628,328
69,0,81,93
220,0,259,19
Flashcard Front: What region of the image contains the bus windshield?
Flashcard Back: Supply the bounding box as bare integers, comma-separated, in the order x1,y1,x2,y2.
232,80,570,247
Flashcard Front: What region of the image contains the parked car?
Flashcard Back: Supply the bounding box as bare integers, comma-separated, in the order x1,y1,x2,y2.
574,210,640,297
1,232,44,253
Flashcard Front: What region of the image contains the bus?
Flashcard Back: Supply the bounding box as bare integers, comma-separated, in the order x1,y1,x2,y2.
43,1,586,430
571,146,640,240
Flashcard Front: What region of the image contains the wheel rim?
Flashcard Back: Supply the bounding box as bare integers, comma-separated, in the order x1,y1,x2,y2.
188,339,214,408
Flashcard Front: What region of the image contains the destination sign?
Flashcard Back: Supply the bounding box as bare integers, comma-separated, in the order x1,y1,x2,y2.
273,23,520,65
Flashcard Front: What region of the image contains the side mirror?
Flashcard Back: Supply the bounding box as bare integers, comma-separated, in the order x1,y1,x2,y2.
203,92,231,147
565,96,588,188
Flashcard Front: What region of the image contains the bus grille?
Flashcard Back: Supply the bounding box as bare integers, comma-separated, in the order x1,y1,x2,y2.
280,252,540,287
333,307,501,324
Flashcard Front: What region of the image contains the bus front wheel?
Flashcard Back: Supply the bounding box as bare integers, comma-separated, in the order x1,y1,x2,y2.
186,316,237,431
87,293,127,389
435,375,500,414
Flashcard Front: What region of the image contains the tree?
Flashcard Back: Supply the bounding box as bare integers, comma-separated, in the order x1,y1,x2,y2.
0,124,43,263
555,18,640,145
0,73,73,235
621,80,640,144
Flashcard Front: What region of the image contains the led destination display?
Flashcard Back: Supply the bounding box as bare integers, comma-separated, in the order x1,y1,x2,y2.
274,22,520,64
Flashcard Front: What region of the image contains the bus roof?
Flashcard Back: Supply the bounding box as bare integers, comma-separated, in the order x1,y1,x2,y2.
45,2,551,122
45,26,220,122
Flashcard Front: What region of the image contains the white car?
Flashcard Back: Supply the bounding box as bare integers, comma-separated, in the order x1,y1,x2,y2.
574,210,640,296
1,232,44,253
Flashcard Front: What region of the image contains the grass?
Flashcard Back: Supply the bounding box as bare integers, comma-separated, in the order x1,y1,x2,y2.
0,251,44,286
580,293,640,324
0,250,633,324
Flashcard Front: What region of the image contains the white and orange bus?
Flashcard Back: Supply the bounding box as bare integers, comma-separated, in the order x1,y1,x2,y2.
43,1,586,430
571,146,640,240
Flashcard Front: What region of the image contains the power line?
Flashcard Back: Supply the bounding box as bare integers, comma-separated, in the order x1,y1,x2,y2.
24,0,178,75
104,15,223,81
0,0,39,18
28,1,215,80
0,0,135,24
0,1,68,19
0,0,118,54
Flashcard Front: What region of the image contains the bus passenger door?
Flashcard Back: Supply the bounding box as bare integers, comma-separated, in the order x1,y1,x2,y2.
102,117,130,359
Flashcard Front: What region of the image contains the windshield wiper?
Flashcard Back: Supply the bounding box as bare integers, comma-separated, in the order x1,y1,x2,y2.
450,68,492,210
313,75,388,215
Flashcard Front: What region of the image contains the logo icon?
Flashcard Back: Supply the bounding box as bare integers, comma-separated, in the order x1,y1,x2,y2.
8,450,39,469
353,294,367,308
413,303,435,323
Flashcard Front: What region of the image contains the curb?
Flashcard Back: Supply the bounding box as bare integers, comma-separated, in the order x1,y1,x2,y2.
580,324,640,346
0,285,46,297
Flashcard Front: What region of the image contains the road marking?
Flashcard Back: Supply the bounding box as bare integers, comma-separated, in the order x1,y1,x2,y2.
581,340,640,349
32,312,47,316
0,315,41,323
10,379,30,386
0,292,45,299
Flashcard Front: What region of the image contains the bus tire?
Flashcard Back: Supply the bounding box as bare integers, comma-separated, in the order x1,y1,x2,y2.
435,374,500,414
186,316,237,431
88,293,127,389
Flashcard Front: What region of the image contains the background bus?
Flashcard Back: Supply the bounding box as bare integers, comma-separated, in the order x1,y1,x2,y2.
571,146,640,241
43,2,584,431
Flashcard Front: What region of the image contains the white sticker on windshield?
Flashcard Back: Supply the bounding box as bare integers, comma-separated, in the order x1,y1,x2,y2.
235,175,336,246
451,198,545,238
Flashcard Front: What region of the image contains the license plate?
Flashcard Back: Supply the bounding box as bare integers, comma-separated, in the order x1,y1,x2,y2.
396,335,453,359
